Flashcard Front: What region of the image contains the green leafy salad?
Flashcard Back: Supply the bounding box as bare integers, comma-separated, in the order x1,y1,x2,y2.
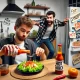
17,61,44,73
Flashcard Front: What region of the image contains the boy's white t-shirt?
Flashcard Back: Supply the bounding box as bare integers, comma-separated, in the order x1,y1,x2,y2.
14,42,27,64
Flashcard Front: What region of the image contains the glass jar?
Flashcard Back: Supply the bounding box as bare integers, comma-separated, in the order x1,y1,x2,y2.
0,64,9,76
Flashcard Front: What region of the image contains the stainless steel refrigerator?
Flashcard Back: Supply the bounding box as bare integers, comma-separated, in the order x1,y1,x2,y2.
65,7,80,68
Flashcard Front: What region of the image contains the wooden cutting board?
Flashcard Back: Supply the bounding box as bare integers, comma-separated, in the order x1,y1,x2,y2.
10,66,48,80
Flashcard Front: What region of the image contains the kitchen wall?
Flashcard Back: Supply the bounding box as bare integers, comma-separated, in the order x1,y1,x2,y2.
0,0,68,53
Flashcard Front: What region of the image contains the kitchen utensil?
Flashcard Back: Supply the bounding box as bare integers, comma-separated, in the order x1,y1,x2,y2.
27,53,36,60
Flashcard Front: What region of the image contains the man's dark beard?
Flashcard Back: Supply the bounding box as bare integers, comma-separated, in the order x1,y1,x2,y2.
17,34,25,41
42,18,53,26
48,21,53,25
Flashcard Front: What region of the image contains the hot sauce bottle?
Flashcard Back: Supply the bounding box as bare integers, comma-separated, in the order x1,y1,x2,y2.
55,44,64,74
0,48,30,56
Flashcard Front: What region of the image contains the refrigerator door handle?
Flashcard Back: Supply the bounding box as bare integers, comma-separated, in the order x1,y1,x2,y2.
68,36,70,48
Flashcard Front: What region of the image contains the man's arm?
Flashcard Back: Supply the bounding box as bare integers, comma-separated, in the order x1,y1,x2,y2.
32,20,40,26
56,18,69,26
31,42,46,60
40,52,46,60
26,39,46,61
32,18,46,27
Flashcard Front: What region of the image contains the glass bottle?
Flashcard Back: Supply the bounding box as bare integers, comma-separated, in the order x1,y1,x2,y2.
31,0,35,6
55,44,64,74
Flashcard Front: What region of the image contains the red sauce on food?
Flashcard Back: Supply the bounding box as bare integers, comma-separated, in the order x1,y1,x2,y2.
25,61,34,66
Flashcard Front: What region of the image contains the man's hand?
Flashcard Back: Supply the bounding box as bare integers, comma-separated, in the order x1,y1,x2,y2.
0,45,19,57
36,47,46,60
64,18,69,24
32,20,39,26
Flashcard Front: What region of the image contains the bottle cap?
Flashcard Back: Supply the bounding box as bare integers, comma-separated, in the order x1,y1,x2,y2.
58,44,62,46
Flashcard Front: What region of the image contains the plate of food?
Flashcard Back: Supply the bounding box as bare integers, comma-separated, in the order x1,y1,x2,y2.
16,60,44,75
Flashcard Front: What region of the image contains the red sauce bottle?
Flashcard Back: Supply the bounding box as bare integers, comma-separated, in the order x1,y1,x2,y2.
0,47,30,56
55,44,64,74
18,49,30,55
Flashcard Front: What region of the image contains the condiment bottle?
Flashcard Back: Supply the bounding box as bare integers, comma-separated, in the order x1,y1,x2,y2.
0,48,30,56
18,49,30,55
31,0,35,6
55,44,64,74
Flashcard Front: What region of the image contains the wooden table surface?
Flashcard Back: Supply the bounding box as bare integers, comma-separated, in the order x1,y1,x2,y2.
0,59,80,80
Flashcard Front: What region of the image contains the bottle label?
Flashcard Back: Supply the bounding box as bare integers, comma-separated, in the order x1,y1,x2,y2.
55,60,63,71
8,48,18,55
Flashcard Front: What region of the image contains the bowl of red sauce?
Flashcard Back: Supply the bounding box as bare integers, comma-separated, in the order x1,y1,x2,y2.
0,64,9,76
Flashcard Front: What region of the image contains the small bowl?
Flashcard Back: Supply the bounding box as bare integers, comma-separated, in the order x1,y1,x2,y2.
0,64,9,76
